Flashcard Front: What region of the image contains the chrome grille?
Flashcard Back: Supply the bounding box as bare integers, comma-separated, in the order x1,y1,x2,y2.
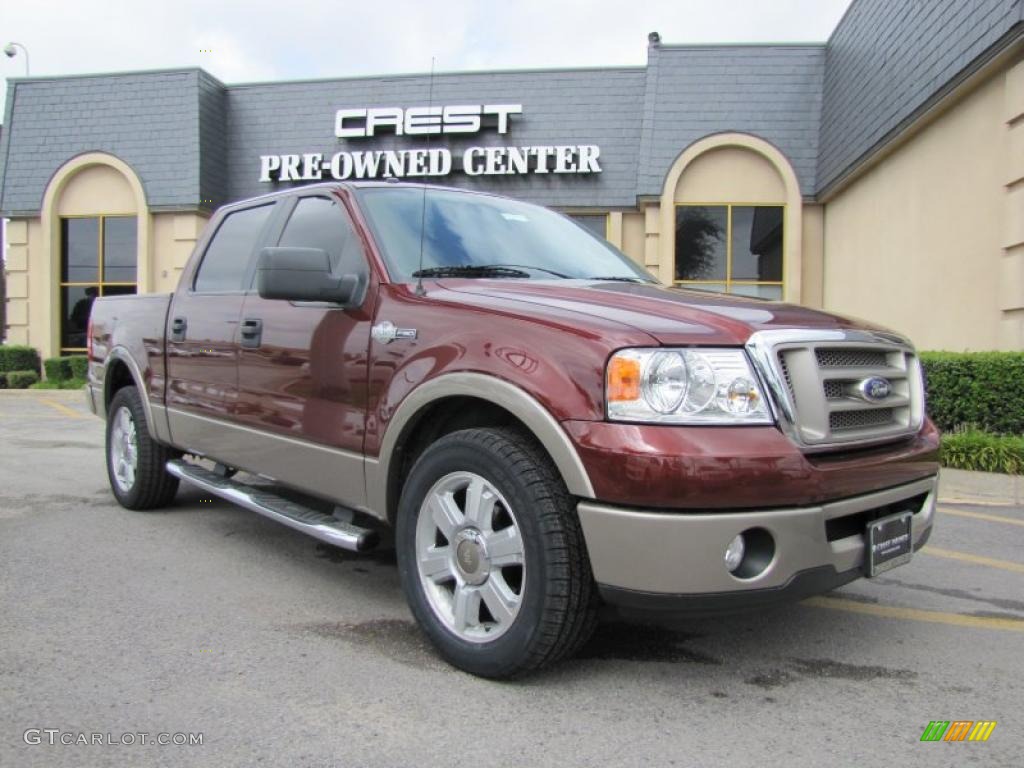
816,349,888,368
823,380,845,399
778,354,795,398
830,408,895,431
746,330,925,452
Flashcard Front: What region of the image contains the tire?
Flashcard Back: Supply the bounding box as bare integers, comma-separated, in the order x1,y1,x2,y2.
396,427,597,678
105,386,180,510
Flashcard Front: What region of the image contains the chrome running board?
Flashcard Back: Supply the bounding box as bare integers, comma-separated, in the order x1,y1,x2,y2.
166,459,379,552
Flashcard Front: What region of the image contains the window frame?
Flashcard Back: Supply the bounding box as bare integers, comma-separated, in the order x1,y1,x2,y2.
673,202,785,298
273,193,370,276
190,202,278,296
59,213,138,354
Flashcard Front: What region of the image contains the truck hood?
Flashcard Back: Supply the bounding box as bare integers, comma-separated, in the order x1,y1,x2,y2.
438,279,895,346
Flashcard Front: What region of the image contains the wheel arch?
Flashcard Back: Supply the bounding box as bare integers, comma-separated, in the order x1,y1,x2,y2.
368,373,596,525
102,348,158,438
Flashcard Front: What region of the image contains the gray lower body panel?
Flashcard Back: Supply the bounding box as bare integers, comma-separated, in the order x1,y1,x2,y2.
578,475,937,597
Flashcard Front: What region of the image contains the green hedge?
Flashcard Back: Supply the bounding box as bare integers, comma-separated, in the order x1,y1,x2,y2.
920,351,1024,435
44,357,74,381
30,378,86,390
5,370,40,389
0,345,40,374
940,430,1024,475
68,355,89,380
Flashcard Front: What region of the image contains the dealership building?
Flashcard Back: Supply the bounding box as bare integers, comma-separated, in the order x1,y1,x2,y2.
1,0,1023,359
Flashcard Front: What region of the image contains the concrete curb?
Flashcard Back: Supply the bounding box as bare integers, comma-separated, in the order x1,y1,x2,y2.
0,388,86,399
938,467,1023,506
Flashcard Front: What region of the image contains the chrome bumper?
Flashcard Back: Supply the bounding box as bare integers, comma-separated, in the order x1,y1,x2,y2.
578,475,937,597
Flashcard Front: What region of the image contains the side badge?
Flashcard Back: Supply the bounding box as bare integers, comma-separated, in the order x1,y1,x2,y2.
372,321,418,344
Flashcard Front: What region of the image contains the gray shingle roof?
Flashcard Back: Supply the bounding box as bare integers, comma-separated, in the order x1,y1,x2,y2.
1,0,1021,216
817,0,1024,194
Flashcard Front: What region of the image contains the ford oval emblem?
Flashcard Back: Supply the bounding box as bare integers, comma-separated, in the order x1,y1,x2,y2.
858,376,892,402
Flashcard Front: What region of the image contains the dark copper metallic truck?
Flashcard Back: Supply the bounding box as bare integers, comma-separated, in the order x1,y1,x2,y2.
87,182,939,677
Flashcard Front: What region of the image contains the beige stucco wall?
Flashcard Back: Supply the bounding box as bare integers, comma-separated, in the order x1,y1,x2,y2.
620,211,646,267
674,146,786,202
3,154,209,359
151,213,210,293
823,56,1024,351
801,204,824,309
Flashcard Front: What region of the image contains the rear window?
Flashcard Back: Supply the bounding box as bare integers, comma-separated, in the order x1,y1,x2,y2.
194,204,274,293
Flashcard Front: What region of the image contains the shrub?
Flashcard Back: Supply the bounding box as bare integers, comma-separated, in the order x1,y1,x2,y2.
67,355,89,380
5,370,40,389
0,345,40,374
43,357,74,382
30,378,86,390
0,372,6,389
940,429,1024,475
920,351,1024,435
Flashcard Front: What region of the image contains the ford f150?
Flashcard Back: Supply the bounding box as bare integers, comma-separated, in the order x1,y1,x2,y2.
87,182,939,678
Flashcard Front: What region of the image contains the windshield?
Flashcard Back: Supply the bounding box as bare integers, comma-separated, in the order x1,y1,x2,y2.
356,187,653,283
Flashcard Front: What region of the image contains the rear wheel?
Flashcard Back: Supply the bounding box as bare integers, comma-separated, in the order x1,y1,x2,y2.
396,427,597,678
105,386,180,510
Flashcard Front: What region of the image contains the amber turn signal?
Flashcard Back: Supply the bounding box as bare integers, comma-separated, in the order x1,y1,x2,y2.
607,355,641,402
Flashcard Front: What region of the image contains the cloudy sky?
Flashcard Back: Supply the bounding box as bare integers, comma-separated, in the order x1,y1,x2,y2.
1,0,851,112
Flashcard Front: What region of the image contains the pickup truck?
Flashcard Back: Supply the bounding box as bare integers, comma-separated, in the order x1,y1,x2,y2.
87,181,940,678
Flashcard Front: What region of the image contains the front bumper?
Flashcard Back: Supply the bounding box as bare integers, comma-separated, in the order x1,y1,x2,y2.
578,475,936,615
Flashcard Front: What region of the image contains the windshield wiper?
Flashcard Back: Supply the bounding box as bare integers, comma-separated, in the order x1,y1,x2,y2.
476,263,572,278
412,265,530,279
588,276,651,283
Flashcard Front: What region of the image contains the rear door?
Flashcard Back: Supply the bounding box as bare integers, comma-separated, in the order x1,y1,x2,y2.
232,193,378,508
165,202,278,459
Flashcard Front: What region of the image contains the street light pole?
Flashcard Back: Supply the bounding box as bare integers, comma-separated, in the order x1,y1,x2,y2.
3,42,30,76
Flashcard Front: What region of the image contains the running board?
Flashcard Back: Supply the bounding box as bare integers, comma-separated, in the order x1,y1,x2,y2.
166,459,379,552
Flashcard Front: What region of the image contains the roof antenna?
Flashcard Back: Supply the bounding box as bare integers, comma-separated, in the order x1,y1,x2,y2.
414,56,436,298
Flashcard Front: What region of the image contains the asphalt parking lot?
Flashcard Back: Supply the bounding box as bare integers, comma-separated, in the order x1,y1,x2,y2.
1,392,1021,767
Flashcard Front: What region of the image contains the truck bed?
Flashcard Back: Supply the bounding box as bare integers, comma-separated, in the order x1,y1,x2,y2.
89,292,173,407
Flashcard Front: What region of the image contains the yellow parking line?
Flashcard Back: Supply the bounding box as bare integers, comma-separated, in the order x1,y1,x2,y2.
37,398,84,419
940,497,1017,508
804,597,1024,632
939,507,1024,528
922,547,1024,574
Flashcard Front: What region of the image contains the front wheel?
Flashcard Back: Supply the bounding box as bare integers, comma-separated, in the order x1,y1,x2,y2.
396,428,597,678
105,386,180,510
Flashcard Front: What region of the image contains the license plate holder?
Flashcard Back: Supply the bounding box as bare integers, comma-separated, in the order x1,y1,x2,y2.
866,511,913,577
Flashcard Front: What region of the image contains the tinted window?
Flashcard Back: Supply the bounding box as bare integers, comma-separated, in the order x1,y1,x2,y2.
278,196,367,278
102,217,138,283
61,218,99,282
568,214,607,239
194,204,274,292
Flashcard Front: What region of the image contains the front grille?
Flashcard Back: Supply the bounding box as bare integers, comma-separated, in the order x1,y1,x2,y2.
816,349,888,368
748,331,925,451
830,408,894,431
823,380,845,399
825,493,929,541
779,354,795,398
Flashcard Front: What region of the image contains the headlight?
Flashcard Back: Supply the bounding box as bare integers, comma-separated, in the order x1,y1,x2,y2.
606,348,773,424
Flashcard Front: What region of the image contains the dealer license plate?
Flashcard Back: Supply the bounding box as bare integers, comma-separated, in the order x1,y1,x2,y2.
866,511,913,576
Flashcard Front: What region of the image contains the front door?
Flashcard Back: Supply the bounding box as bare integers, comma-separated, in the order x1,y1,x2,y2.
233,193,377,509
165,202,278,460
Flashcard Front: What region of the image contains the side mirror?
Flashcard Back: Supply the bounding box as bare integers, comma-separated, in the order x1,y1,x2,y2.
256,247,363,306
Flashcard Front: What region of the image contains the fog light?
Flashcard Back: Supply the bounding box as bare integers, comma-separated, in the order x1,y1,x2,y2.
724,534,745,572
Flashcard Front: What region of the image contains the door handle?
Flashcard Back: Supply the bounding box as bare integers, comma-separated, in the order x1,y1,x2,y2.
170,316,187,342
240,318,263,349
